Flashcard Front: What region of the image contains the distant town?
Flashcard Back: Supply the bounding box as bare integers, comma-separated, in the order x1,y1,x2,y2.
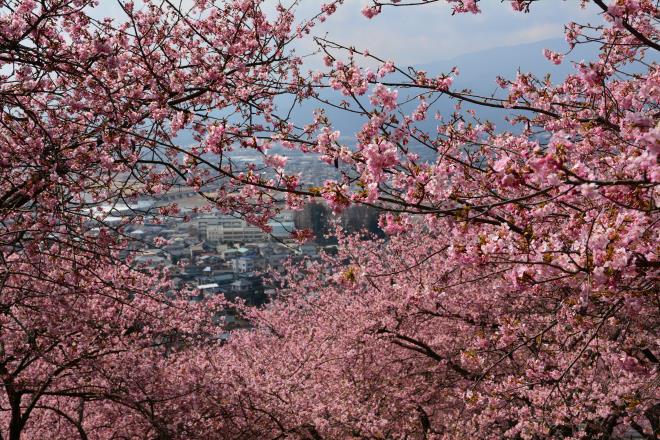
89,156,384,332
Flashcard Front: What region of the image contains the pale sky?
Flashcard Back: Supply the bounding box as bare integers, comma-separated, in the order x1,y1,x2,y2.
90,0,602,66
287,1,600,65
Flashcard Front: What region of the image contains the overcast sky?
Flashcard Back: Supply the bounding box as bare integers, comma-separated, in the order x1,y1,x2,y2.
90,0,603,66
288,1,601,66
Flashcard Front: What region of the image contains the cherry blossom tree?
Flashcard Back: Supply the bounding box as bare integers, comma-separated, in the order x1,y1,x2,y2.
0,0,314,436
206,1,659,439
1,0,658,438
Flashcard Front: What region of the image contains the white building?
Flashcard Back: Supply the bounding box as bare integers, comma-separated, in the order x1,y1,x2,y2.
206,219,265,243
231,256,256,273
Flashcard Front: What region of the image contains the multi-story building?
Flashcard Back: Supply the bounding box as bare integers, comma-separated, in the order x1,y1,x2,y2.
205,217,265,243
231,256,256,273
